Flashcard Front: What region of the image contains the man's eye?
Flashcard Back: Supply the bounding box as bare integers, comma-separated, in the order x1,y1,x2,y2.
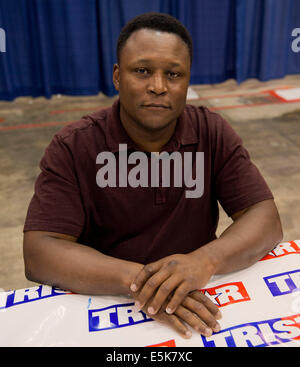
168,71,180,78
135,68,149,75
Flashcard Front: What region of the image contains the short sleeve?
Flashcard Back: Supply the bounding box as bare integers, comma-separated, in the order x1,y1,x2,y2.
23,134,85,237
212,113,274,217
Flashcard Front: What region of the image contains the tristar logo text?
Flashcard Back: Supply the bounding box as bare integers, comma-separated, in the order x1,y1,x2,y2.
264,269,300,297
88,302,153,332
200,314,300,347
200,281,250,307
88,282,251,333
260,240,300,260
0,285,71,310
96,144,204,198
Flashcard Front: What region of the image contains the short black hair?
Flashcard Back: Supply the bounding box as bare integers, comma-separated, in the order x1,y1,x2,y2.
117,12,193,65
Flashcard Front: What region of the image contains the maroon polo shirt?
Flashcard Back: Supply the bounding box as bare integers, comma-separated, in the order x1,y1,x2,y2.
23,99,273,264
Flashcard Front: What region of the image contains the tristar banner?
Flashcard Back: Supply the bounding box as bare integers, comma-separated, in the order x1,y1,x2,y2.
0,240,299,347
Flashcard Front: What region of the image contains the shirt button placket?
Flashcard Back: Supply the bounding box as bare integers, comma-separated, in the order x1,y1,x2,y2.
154,151,167,205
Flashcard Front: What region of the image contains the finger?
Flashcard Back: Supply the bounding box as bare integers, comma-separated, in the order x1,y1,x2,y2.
142,295,192,339
146,274,182,315
165,281,193,315
134,268,175,310
152,309,192,339
192,291,222,320
182,292,221,333
130,261,162,293
175,304,213,337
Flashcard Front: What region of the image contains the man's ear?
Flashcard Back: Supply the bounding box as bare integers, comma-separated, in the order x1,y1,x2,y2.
113,64,120,91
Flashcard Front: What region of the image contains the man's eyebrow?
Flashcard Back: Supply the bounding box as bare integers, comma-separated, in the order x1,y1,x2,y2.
132,59,183,67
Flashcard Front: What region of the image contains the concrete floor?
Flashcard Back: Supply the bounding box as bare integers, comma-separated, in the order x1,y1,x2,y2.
1,75,300,291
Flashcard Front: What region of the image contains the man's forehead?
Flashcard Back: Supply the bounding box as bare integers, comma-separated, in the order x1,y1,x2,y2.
122,28,190,63
152,30,163,36
126,28,184,45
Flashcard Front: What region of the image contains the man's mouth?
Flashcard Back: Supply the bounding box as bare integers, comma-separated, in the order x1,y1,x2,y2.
142,103,171,109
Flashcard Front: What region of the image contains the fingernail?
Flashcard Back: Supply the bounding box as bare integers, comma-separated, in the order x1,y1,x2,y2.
147,307,155,315
185,331,192,338
204,328,212,337
130,284,137,292
213,323,221,333
216,311,222,320
166,307,173,314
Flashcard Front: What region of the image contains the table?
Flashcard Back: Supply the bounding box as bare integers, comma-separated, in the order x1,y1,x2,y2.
0,240,299,347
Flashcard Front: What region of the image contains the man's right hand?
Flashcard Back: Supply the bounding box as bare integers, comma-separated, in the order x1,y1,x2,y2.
24,231,222,339
134,290,222,339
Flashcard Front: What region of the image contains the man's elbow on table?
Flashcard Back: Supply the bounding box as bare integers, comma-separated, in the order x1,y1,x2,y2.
23,231,42,282
272,205,284,245
255,199,283,250
23,230,77,285
231,199,283,254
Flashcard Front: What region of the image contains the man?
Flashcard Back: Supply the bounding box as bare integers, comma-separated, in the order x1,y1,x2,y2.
23,12,282,339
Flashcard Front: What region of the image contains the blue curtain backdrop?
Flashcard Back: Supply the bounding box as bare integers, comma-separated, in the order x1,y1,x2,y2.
0,0,299,101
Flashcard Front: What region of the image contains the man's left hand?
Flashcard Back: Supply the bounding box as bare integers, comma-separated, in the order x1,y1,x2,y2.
130,253,215,316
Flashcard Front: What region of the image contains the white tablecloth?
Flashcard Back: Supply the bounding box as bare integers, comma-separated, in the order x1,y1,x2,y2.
1,240,300,347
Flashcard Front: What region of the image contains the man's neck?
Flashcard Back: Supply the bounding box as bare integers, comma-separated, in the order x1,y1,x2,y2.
128,134,174,153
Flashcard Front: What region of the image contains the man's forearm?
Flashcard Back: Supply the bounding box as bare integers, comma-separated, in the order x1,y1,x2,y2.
128,199,282,321
23,232,143,296
190,199,283,275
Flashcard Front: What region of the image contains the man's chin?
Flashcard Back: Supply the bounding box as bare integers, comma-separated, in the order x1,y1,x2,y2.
138,119,175,132
135,112,177,131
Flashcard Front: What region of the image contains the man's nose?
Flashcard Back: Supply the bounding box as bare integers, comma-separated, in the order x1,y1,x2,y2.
148,73,167,95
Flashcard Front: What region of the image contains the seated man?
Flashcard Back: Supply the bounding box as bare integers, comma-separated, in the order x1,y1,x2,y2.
23,12,282,339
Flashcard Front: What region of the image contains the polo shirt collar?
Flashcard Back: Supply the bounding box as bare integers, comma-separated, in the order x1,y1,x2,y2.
106,98,198,153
